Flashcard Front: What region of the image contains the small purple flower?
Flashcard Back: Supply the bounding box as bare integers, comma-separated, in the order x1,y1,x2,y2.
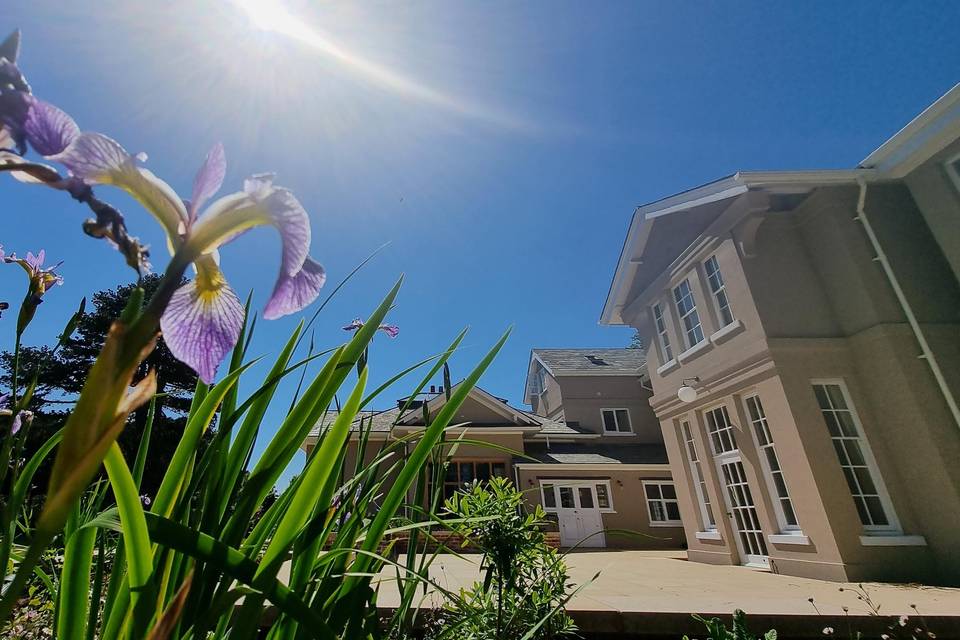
343,317,399,339
11,410,32,435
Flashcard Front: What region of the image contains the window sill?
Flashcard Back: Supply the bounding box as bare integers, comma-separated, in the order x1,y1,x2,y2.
860,534,927,547
656,359,679,376
602,431,636,437
768,533,811,545
695,530,722,541
649,521,684,528
677,340,712,363
709,320,744,344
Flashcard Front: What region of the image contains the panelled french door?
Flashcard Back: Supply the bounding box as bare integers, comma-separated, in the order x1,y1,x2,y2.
704,404,769,567
546,482,606,548
719,458,768,566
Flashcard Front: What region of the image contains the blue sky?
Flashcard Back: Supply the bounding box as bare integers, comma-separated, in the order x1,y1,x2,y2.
3,1,958,486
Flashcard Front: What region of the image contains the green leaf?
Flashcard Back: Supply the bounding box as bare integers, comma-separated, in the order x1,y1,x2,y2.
102,443,155,633
152,361,253,519
57,525,97,640
142,512,335,639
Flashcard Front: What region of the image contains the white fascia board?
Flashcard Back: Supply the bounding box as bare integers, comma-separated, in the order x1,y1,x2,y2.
514,463,672,472
600,167,873,326
860,83,960,178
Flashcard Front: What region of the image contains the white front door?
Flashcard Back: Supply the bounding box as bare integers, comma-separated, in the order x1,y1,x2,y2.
553,483,605,548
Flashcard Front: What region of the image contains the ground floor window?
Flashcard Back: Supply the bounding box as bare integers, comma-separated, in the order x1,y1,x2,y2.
431,460,507,500
812,381,897,530
642,481,681,525
540,480,614,512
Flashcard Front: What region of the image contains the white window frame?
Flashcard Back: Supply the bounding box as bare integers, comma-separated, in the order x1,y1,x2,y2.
681,419,716,531
811,379,900,534
642,481,682,526
703,404,738,455
704,255,735,328
673,278,705,348
652,302,674,364
601,408,633,435
539,480,615,513
945,150,960,194
742,393,800,533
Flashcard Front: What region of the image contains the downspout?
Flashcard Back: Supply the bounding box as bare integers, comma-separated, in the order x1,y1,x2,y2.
854,177,960,431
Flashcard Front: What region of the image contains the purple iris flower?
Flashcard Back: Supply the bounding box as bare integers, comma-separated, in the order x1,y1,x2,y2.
342,317,399,339
11,410,32,435
2,246,64,301
44,134,327,383
1,32,325,383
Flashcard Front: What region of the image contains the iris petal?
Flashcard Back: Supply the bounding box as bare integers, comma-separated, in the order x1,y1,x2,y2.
23,98,79,156
263,256,326,320
51,132,187,243
159,264,244,384
189,142,225,221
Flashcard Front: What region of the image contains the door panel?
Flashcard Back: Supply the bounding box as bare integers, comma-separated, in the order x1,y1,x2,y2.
720,459,768,566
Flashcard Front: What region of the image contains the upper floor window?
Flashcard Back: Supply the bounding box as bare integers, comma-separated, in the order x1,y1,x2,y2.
643,481,682,525
673,279,704,348
744,395,799,531
681,420,716,530
530,366,548,397
601,408,632,434
812,381,897,531
652,303,674,363
704,405,737,454
704,255,734,328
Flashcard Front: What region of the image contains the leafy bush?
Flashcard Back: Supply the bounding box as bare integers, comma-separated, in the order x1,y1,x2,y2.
427,477,578,640
685,609,776,640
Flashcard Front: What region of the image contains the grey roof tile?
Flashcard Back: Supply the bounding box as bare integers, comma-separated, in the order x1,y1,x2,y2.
519,443,668,465
532,348,646,375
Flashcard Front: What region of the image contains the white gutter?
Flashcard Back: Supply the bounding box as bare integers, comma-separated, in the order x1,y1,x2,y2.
854,177,960,431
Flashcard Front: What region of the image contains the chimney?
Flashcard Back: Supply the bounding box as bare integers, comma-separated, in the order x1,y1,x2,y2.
429,385,436,394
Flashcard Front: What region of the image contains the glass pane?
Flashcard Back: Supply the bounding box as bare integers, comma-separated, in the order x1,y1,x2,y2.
595,484,610,509
616,410,631,432
650,501,666,521
459,463,474,484
782,499,798,527
492,462,506,477
772,473,788,498
844,440,866,466
833,440,849,465
661,484,677,499
827,385,849,410
578,487,595,509
542,485,556,509
853,497,870,525
842,467,859,494
765,449,781,472
445,463,458,482
644,484,660,499
476,463,491,482
837,411,858,437
865,496,889,526
666,502,681,521
813,385,830,410
602,411,617,432
559,487,575,509
854,467,877,495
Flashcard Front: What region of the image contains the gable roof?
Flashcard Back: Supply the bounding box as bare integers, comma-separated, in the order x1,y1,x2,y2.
600,83,960,326
525,348,646,402
303,384,589,447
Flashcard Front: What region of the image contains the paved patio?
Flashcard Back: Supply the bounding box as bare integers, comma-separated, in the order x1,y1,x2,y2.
371,551,960,637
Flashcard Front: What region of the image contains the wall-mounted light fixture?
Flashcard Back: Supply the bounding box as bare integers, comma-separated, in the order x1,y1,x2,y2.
678,377,701,404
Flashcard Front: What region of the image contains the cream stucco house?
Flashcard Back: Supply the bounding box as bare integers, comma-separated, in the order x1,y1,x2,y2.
302,351,684,550
601,84,960,584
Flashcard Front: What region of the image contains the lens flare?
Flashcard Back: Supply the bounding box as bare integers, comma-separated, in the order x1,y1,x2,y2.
229,0,527,129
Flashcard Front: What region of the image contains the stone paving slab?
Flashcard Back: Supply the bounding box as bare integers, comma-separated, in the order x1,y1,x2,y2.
369,551,960,637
